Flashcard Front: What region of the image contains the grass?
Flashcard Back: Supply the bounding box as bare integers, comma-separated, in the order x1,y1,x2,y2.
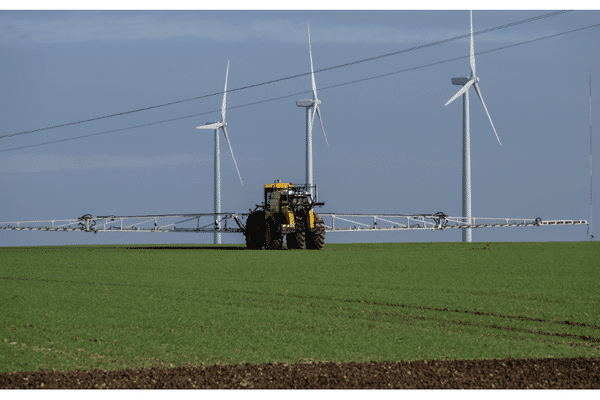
0,241,598,373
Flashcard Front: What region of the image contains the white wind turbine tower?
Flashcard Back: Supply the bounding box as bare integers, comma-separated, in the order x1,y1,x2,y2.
196,61,244,245
445,10,501,243
296,22,329,199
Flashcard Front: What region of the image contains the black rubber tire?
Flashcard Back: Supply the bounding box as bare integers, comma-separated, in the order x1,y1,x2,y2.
286,233,299,249
287,230,306,249
245,210,266,250
306,213,325,250
287,210,307,249
265,216,284,250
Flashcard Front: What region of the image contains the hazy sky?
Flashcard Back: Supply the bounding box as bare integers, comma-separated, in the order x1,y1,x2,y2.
1,6,598,246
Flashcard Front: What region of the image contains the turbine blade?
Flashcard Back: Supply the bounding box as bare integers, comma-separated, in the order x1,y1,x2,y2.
307,23,327,146
197,122,223,130
473,82,501,146
308,23,318,101
221,125,243,185
315,104,329,146
445,79,474,106
221,61,229,123
470,10,476,77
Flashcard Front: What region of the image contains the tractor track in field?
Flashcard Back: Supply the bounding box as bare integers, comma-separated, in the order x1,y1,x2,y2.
442,319,600,344
321,303,600,346
332,297,600,331
328,305,600,346
248,290,600,331
214,289,600,346
6,275,596,331
335,305,600,345
1,357,598,389
0,275,138,289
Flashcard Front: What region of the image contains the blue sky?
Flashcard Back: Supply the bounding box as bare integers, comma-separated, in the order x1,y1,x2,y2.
0,6,598,246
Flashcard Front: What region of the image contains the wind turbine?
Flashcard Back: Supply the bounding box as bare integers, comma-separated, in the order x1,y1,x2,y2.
197,61,243,245
296,22,329,200
445,10,501,243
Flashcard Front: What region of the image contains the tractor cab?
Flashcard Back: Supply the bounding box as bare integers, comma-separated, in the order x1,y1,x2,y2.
264,180,294,214
263,179,322,211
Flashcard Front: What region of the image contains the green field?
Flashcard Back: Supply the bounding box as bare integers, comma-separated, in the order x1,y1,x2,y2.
1,241,598,373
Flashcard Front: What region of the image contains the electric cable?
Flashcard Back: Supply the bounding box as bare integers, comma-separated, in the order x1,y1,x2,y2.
0,10,571,140
2,18,599,154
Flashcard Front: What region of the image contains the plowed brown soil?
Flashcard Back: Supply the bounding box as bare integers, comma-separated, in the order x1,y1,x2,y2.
1,357,598,389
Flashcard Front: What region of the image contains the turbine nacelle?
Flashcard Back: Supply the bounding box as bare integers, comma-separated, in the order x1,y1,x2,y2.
296,99,321,107
196,121,226,130
451,77,476,86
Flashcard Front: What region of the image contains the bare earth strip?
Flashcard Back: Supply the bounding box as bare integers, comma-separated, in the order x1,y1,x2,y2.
1,357,598,389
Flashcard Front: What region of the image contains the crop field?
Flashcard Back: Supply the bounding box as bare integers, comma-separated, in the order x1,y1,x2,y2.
1,241,599,388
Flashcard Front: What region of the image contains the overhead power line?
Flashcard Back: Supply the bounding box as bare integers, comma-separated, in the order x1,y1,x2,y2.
0,10,571,141
2,19,598,154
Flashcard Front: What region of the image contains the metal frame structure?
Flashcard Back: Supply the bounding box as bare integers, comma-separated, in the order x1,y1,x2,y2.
1,213,588,235
0,213,245,234
319,214,588,232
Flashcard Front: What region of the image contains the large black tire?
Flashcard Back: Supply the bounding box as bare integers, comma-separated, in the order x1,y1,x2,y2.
265,216,284,250
286,233,299,249
286,231,306,249
245,210,266,250
306,213,325,250
286,210,307,249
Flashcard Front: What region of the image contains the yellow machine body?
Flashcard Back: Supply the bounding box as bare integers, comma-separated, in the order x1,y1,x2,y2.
263,182,315,229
